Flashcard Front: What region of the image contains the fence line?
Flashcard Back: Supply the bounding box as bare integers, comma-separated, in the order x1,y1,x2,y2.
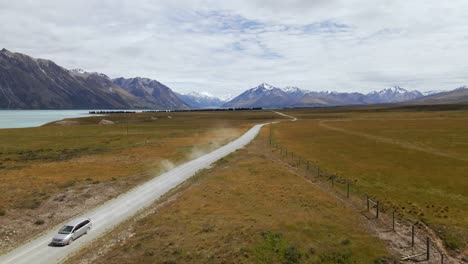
266,129,448,263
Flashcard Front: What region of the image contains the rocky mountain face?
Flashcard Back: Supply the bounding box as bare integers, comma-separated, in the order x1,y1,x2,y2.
0,49,190,110
175,92,226,108
0,49,151,109
112,77,189,110
224,83,426,108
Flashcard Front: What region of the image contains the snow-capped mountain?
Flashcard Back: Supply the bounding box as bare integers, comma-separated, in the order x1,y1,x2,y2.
365,86,424,103
224,84,427,108
176,91,226,108
223,83,293,108
282,86,310,99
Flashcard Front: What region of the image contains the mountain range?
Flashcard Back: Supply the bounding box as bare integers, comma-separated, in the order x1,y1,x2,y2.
175,92,226,108
223,83,426,108
0,49,186,109
1,49,466,109
410,86,468,105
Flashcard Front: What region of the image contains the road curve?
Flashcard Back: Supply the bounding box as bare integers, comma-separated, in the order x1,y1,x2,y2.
0,123,267,264
272,111,297,121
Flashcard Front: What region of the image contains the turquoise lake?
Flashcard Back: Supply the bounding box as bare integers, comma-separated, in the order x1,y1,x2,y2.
0,110,94,129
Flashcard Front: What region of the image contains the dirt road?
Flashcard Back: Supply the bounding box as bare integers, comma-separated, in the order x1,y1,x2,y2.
0,123,266,264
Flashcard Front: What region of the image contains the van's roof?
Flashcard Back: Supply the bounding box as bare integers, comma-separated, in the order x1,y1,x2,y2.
64,217,90,226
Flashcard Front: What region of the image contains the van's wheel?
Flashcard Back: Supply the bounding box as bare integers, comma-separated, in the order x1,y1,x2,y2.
85,227,90,235
68,238,74,245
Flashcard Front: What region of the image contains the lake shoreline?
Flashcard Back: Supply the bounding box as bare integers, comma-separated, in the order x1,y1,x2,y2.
0,110,107,129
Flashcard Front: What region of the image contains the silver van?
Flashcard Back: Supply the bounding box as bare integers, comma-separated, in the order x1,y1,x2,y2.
51,217,92,245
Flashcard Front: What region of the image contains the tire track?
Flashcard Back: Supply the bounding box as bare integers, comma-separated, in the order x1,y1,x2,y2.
319,119,468,162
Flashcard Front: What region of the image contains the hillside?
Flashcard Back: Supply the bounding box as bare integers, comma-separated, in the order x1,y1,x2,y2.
112,77,189,110
410,86,468,104
0,49,149,109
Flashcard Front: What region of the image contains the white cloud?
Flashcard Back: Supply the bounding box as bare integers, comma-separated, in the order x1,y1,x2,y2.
1,0,467,97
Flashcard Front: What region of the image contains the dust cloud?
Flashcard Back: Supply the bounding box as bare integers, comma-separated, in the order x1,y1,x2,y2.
187,127,240,160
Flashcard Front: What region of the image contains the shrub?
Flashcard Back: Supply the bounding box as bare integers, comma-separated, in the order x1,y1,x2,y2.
341,239,351,245
284,246,301,264
34,219,45,225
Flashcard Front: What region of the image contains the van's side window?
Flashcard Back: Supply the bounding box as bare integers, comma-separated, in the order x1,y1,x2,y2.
75,222,84,230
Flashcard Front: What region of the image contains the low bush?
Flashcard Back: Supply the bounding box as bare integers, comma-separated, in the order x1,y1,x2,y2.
34,219,45,225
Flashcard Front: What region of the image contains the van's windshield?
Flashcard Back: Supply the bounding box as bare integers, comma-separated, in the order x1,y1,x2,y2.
58,225,74,234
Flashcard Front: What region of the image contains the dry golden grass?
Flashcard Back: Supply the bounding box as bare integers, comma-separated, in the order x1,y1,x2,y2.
272,106,468,254
0,110,279,251
66,127,390,264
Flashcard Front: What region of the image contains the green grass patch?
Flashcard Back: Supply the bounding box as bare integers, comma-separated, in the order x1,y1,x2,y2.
274,107,468,253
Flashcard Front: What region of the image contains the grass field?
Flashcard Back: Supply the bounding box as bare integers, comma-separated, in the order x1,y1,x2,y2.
271,106,468,255
0,110,279,251
66,127,390,264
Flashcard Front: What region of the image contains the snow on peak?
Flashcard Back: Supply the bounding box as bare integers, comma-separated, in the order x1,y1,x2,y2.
423,89,445,96
69,69,109,79
368,86,409,95
187,91,216,98
256,83,275,90
282,86,300,93
386,86,408,93
219,94,234,102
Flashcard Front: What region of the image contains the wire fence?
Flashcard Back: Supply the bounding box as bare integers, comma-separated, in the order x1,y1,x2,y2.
266,125,450,263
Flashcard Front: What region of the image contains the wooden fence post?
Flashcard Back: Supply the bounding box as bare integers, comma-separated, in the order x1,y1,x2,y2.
347,182,350,198
392,211,395,231
440,252,444,264
411,225,415,247
376,201,379,219
366,195,370,211
269,125,272,145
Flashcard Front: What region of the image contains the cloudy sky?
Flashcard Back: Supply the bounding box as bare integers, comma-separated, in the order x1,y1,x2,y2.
1,0,467,97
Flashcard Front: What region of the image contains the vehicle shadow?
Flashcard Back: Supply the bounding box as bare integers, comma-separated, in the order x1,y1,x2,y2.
48,243,66,247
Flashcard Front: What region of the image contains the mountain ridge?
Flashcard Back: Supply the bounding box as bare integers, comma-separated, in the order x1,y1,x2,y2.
223,83,427,108
0,49,146,109
0,49,187,110
112,77,189,110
